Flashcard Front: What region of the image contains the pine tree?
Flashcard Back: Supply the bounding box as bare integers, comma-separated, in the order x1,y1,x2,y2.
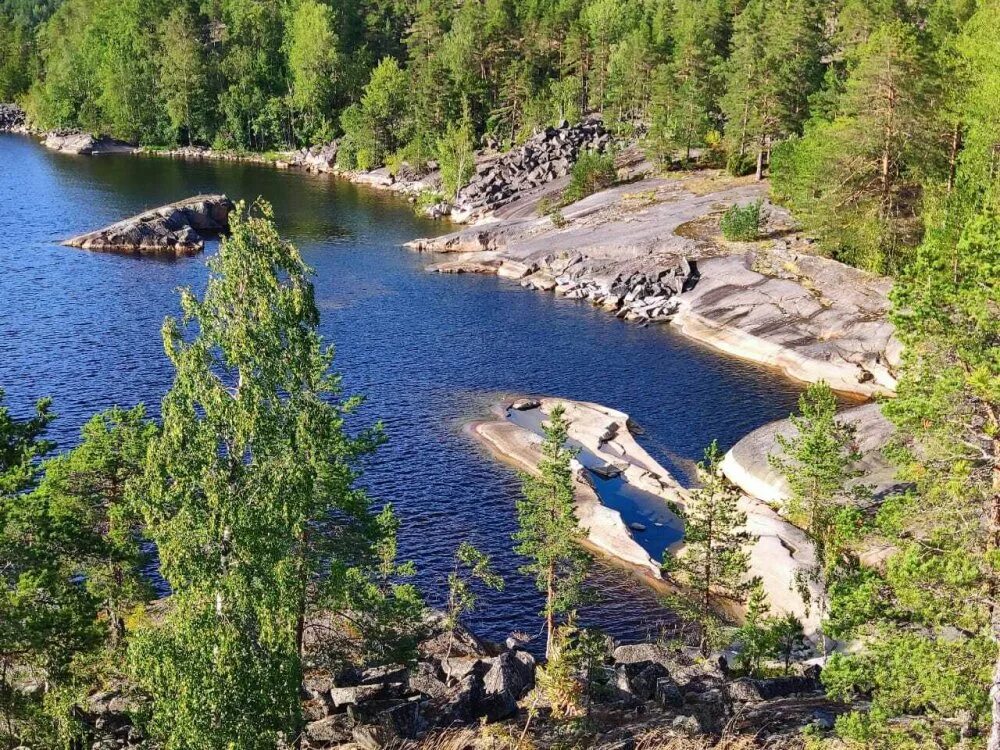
674,441,752,609
129,201,403,749
34,406,156,650
735,578,774,677
771,20,944,273
721,0,823,178
514,403,589,658
770,382,861,538
648,0,722,163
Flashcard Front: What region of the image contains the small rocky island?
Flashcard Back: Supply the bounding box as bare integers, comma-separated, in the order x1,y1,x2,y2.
62,195,234,256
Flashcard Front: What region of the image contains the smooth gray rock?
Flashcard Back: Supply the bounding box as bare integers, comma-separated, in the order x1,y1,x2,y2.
62,195,233,256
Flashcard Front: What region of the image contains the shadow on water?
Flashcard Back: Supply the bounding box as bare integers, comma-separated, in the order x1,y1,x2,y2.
0,134,807,650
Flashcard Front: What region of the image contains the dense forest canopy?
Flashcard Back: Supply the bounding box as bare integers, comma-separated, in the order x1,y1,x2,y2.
0,0,991,274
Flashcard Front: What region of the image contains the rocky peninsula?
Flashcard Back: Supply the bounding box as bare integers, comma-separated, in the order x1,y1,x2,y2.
9,108,898,400
411,168,899,398
471,397,826,635
63,195,234,256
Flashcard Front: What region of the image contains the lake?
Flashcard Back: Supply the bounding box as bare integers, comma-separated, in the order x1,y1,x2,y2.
0,134,805,647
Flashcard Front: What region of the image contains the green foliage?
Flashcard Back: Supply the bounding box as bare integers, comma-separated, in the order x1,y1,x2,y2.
0,14,34,101
157,7,210,147
734,579,773,677
823,633,996,746
771,21,944,273
720,0,824,177
514,404,590,658
338,57,410,170
719,200,762,241
536,621,610,719
562,151,616,206
436,103,476,200
129,200,416,747
671,441,752,613
770,383,861,539
443,541,503,662
287,0,341,144
1,397,155,746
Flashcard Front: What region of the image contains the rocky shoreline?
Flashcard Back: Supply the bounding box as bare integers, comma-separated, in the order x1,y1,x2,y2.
410,171,899,399
8,106,899,401
470,397,826,635
0,102,28,134
41,609,841,750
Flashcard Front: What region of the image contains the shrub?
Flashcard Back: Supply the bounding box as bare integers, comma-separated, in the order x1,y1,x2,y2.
720,200,763,241
726,151,757,177
436,106,476,200
562,150,616,205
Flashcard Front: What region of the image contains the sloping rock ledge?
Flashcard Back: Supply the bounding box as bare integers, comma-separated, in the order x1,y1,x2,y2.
410,173,900,399
470,397,824,634
62,195,234,256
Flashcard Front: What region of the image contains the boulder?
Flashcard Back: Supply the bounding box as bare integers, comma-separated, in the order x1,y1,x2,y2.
360,663,409,686
442,656,487,682
724,675,820,703
511,399,541,411
304,714,355,746
409,661,448,699
614,660,669,701
352,698,424,745
329,683,385,708
419,614,496,660
655,676,685,708
453,117,609,218
62,195,234,256
612,642,674,669
437,674,482,725
0,103,26,133
43,130,135,155
479,651,533,721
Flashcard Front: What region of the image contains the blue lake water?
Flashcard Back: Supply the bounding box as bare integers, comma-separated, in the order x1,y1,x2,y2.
0,134,805,647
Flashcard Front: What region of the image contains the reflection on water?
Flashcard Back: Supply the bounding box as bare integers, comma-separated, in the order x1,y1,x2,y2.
0,134,806,650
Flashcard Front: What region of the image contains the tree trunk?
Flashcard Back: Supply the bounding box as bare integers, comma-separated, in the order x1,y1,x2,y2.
545,563,555,659
755,143,764,181
990,631,1000,750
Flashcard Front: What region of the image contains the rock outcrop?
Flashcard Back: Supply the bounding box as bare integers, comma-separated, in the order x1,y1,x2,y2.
69,629,836,750
471,397,828,635
43,130,137,155
0,103,27,133
411,173,900,398
300,615,537,749
471,398,687,582
62,195,234,256
721,402,901,506
290,140,340,173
